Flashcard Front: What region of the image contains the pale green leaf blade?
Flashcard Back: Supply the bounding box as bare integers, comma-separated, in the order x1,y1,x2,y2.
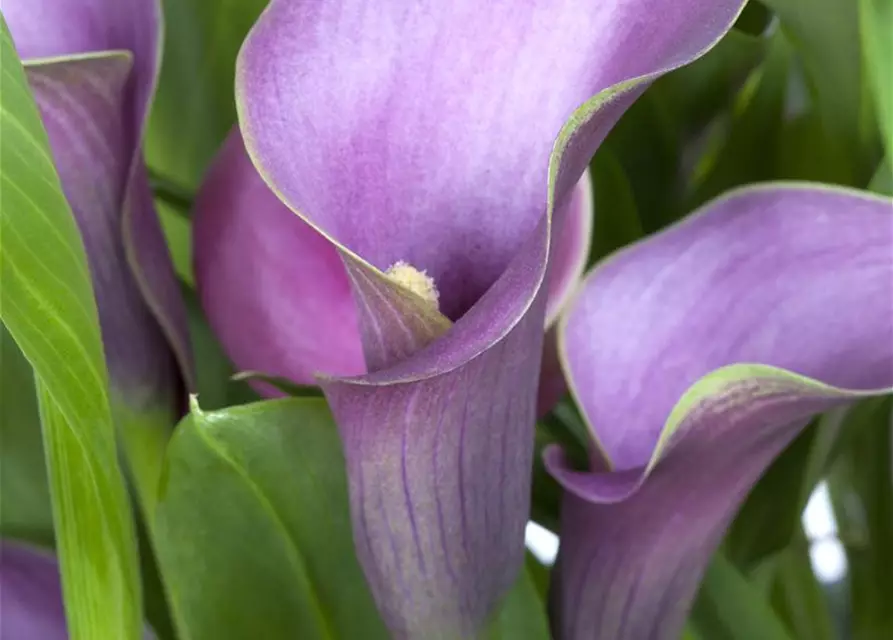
861,0,893,161
0,18,141,640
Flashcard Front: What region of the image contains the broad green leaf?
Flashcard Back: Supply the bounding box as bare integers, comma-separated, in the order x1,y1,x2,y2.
0,324,52,546
860,0,893,160
155,398,388,639
156,397,547,639
146,0,268,190
690,553,794,640
827,397,893,640
769,539,836,640
0,19,141,640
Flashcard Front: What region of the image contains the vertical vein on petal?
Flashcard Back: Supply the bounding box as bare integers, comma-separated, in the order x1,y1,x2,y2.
401,386,427,577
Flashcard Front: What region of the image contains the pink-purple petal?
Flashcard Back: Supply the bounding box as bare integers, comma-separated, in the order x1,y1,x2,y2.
194,131,590,404
551,185,893,640
194,131,365,390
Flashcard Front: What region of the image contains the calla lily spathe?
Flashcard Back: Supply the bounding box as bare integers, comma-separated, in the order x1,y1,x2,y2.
195,0,747,635
2,0,191,419
547,184,893,640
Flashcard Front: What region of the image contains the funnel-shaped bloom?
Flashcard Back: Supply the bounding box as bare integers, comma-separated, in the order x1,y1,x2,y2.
3,0,192,422
196,1,746,635
547,184,893,640
0,540,155,639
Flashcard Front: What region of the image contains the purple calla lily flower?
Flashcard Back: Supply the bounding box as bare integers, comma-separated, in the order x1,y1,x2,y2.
546,184,893,640
0,540,155,640
2,0,192,423
195,130,593,407
195,1,747,635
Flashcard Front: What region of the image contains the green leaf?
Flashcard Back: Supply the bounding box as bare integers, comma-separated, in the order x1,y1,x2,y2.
827,397,893,640
523,552,551,603
870,156,893,196
485,569,550,640
155,198,193,286
155,397,547,639
0,18,141,640
684,32,791,209
690,553,794,640
653,28,767,138
860,0,893,161
0,324,52,546
182,287,258,411
759,0,878,184
146,0,268,191
604,27,767,229
588,148,643,264
602,88,679,232
154,397,391,639
769,539,836,640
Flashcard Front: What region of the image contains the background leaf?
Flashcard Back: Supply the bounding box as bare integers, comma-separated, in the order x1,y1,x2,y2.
0,18,141,639
769,540,837,640
690,553,794,640
827,397,893,640
683,31,790,209
0,324,52,546
146,0,268,192
859,0,893,161
758,0,879,185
